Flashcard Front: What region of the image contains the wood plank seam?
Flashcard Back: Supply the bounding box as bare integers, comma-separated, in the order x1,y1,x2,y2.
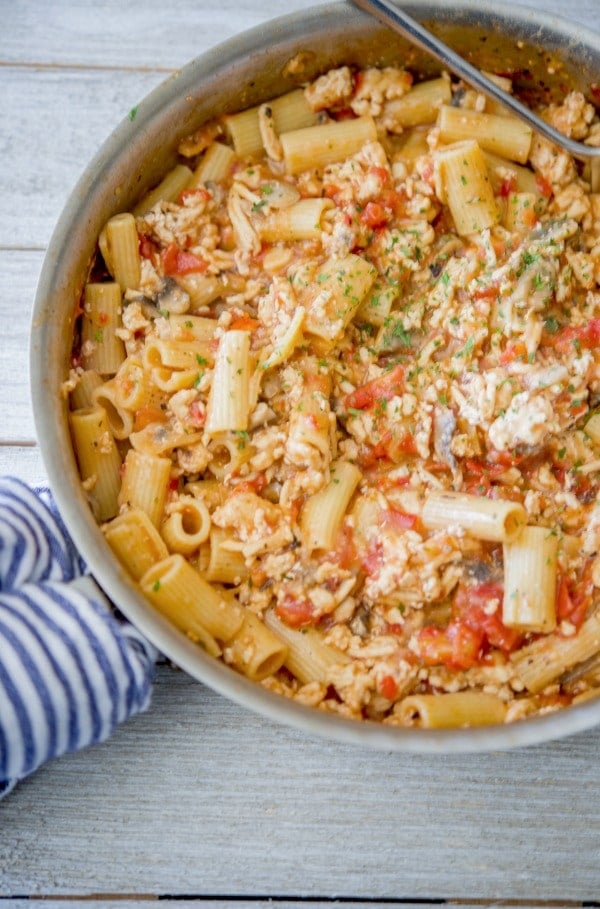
0,61,174,74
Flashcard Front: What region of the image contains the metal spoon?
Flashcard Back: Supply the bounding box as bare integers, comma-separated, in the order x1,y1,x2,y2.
352,0,600,163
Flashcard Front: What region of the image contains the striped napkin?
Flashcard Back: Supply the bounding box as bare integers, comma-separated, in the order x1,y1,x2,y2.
0,477,156,799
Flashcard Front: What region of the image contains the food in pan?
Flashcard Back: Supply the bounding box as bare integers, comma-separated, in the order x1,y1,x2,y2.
66,62,600,727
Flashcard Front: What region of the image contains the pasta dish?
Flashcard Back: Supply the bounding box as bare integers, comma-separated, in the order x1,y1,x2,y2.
66,61,600,728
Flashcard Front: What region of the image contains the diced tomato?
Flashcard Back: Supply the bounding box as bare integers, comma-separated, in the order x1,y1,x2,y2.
383,507,419,531
250,566,268,588
500,340,528,365
361,540,384,576
276,596,315,629
375,472,412,492
418,621,484,670
463,458,512,496
188,400,205,427
472,284,500,301
420,159,435,186
229,313,260,332
353,70,365,93
418,581,521,670
387,431,419,459
324,183,342,200
498,175,517,197
536,174,554,198
379,186,411,219
556,566,593,631
454,581,522,653
138,233,158,260
370,166,390,184
387,622,404,635
360,201,390,229
232,475,267,495
556,575,575,625
178,187,211,205
359,439,389,468
379,675,399,700
162,243,208,276
331,107,357,121
487,448,523,469
491,235,507,260
333,522,357,571
345,364,405,411
511,196,539,228
547,318,600,356
551,457,597,502
360,429,418,467
454,581,504,614
133,404,168,432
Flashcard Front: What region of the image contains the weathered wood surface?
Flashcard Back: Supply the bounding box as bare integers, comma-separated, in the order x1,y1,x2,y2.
3,666,600,902
2,0,600,904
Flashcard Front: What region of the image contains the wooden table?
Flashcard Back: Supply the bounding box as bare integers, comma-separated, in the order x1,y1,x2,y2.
2,1,600,904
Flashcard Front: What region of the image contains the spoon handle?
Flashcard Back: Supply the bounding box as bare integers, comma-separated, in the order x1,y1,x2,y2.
352,0,600,161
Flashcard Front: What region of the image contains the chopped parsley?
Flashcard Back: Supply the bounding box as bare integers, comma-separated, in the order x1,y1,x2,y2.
455,336,474,358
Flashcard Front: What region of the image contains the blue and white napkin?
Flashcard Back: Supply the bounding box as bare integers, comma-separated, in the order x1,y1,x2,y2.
0,477,156,799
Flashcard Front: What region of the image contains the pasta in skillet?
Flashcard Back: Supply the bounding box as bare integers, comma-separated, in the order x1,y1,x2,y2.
67,62,600,728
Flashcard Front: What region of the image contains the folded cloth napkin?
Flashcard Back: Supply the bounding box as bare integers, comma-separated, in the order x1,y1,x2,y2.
0,477,156,799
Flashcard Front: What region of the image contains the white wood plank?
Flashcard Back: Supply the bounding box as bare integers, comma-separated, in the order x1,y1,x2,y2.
2,666,600,901
0,903,463,909
1,0,329,70
0,251,42,442
2,0,598,69
0,69,164,249
0,445,46,485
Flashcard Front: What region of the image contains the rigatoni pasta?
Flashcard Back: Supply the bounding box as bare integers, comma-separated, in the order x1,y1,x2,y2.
66,60,600,727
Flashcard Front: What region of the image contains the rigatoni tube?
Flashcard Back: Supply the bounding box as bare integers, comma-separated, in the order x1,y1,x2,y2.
224,89,318,158
205,330,251,433
281,116,377,175
118,449,172,527
257,198,333,242
502,525,558,633
264,611,350,684
68,407,121,522
103,508,169,580
133,164,193,216
436,140,499,236
160,495,211,556
383,76,451,129
512,611,600,693
81,283,126,376
225,611,288,681
421,489,526,543
303,253,377,341
100,213,141,291
190,142,236,186
206,527,249,584
437,105,533,164
300,460,362,552
397,692,507,728
141,554,243,643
